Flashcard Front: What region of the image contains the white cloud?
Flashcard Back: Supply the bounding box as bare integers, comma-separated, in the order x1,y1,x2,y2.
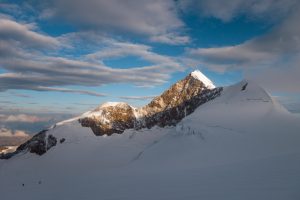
0,18,59,49
187,44,275,71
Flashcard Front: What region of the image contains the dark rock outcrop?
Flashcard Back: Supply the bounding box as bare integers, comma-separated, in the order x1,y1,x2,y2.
242,83,248,91
17,130,57,155
142,87,222,128
0,130,57,159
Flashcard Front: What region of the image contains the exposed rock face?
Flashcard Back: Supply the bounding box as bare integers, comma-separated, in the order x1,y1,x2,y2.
80,103,136,136
141,87,222,128
60,138,66,144
0,130,57,159
17,130,57,155
79,72,223,136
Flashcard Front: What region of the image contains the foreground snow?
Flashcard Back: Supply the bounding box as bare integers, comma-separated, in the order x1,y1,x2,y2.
1,81,300,200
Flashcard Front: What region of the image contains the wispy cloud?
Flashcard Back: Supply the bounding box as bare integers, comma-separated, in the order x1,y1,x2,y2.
36,86,107,97
0,18,59,49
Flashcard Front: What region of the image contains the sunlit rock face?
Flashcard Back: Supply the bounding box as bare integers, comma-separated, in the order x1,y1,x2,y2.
79,102,137,136
79,72,222,136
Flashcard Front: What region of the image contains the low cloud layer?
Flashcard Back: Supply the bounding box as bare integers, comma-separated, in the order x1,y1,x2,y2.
0,127,29,137
0,114,50,123
0,127,31,146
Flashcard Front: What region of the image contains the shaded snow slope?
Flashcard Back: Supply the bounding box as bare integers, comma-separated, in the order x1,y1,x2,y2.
1,80,300,200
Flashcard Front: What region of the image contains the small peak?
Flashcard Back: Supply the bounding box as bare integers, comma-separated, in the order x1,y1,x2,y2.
190,70,215,89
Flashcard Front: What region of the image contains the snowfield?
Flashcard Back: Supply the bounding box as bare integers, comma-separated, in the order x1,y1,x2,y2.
1,80,300,200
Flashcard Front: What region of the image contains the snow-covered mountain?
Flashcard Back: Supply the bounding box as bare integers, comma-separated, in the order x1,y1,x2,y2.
80,70,221,136
1,70,300,200
2,70,222,157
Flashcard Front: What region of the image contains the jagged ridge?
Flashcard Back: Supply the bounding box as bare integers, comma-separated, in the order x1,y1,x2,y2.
79,72,222,136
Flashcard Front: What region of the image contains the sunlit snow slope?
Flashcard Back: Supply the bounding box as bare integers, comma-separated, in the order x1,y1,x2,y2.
1,80,300,200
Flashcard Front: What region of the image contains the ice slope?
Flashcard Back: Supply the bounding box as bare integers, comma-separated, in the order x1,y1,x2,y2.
1,81,300,200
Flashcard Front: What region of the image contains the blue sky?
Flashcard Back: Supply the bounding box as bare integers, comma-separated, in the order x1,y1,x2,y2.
1,0,300,136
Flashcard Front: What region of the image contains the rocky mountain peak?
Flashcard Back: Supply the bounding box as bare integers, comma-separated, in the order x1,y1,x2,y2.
80,70,222,136
141,70,214,115
80,102,136,136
